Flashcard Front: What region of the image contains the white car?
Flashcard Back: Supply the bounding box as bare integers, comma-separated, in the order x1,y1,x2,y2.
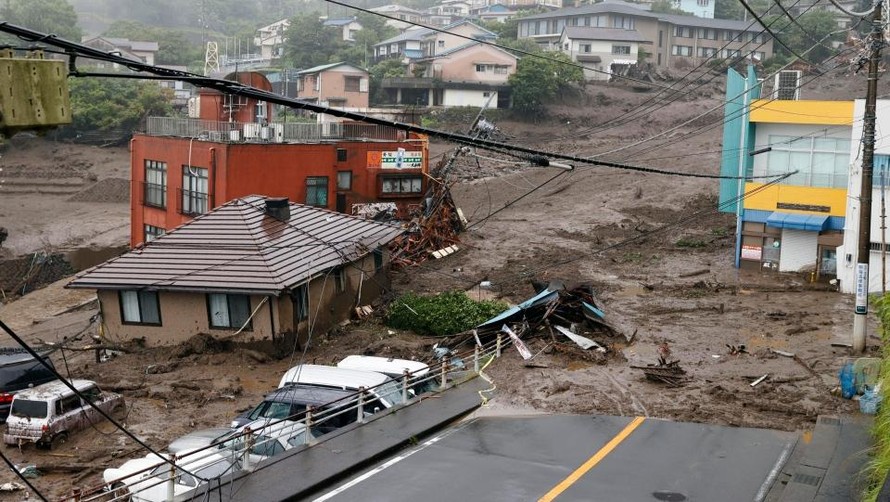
103,448,239,502
216,418,315,468
336,355,437,396
278,364,405,410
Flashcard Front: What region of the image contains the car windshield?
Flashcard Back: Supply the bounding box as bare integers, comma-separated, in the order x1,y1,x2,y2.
10,399,47,418
248,401,294,421
374,379,404,406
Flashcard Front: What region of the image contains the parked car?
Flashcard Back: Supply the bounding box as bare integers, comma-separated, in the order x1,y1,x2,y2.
0,348,56,420
337,355,437,396
168,427,233,455
3,379,123,449
217,418,316,468
277,364,405,410
231,384,358,433
103,449,239,502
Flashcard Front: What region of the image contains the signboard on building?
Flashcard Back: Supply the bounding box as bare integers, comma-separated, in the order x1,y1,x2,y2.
741,245,762,260
367,149,423,169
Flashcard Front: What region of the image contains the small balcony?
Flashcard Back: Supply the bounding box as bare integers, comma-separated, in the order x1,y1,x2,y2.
144,117,405,143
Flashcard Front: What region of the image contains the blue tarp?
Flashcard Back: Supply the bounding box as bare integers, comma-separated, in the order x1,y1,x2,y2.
765,212,829,231
476,288,558,331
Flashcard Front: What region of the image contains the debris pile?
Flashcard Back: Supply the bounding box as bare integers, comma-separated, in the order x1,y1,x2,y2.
390,158,465,268
631,357,687,387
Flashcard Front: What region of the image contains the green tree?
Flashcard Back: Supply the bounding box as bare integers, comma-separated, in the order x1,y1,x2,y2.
509,51,583,115
1,0,82,41
332,13,398,67
65,77,173,135
650,0,690,15
103,21,202,66
369,58,405,103
778,10,840,63
282,12,346,69
715,0,771,20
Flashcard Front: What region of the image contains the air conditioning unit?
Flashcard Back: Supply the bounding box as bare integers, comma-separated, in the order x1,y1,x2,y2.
207,131,225,142
774,70,801,100
229,129,242,141
243,123,260,139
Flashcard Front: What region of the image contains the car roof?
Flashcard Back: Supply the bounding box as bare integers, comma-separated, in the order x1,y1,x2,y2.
266,384,356,406
0,348,48,366
13,379,93,400
168,428,233,455
337,355,430,377
278,364,392,389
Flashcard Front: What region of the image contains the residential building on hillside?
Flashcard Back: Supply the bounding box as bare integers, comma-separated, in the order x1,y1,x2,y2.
254,19,290,61
374,20,497,62
370,4,430,30
67,196,402,347
672,0,714,18
475,4,518,23
718,68,852,278
383,42,517,107
133,72,428,248
558,26,650,80
427,0,473,26
296,62,370,110
323,17,364,42
517,2,772,67
836,99,890,294
80,36,159,66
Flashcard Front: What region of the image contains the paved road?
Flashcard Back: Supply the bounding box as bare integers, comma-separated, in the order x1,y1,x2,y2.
309,415,796,502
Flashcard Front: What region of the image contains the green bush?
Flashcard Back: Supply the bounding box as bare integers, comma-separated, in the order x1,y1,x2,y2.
386,291,508,337
864,294,890,500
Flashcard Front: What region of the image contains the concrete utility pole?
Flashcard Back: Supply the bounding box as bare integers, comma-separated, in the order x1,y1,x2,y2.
853,0,884,353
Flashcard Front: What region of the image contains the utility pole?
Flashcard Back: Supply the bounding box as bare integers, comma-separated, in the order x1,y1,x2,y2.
853,0,884,353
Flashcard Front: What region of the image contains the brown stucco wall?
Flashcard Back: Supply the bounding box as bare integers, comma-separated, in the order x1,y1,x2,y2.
96,251,391,347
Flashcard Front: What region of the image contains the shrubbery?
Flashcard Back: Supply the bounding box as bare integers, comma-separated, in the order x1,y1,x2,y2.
386,291,508,337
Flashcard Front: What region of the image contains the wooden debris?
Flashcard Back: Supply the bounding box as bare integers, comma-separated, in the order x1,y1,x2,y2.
770,349,795,357
750,374,769,387
678,268,710,278
354,305,374,319
431,245,459,259
630,357,687,387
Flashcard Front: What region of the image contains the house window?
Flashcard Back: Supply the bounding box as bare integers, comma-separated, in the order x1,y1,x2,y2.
344,76,361,92
580,43,592,53
723,30,737,41
144,224,165,242
333,268,346,293
476,64,487,72
337,148,347,162
697,47,718,57
119,290,161,325
207,293,252,330
255,100,267,122
698,28,717,40
671,45,693,56
494,66,508,74
181,166,209,216
723,49,741,58
673,26,693,38
612,15,634,29
293,284,309,321
750,32,763,43
438,40,445,48
483,91,491,97
612,45,631,55
306,176,329,207
337,171,352,190
381,175,422,194
144,160,167,208
697,0,709,5
765,135,851,188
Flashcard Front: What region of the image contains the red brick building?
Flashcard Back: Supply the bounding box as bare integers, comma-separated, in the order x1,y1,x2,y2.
130,72,428,247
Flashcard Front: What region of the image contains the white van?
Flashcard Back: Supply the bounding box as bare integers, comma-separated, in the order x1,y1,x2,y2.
278,364,404,410
4,379,123,448
336,355,436,395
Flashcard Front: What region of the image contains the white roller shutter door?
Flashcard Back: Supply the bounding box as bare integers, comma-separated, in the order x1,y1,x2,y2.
779,229,818,272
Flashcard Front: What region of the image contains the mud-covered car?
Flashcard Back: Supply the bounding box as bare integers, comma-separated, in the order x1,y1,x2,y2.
3,379,123,448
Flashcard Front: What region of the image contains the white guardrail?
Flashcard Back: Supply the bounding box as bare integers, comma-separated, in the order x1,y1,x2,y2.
71,333,512,502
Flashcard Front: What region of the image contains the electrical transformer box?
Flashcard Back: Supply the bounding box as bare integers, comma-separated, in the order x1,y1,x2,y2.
0,52,71,135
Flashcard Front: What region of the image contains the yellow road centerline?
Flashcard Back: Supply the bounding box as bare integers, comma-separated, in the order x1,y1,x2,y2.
538,416,646,502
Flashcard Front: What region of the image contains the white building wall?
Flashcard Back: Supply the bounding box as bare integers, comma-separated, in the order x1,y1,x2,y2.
778,229,818,272
674,0,715,18
838,99,890,293
443,89,497,107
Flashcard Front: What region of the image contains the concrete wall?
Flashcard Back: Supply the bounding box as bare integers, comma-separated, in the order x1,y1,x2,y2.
443,89,498,107
436,44,516,82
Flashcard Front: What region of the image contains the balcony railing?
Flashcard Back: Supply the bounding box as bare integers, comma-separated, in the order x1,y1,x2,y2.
142,182,166,209
178,188,211,216
145,117,405,143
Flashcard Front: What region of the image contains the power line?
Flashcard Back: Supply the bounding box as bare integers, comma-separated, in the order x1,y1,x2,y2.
737,0,814,63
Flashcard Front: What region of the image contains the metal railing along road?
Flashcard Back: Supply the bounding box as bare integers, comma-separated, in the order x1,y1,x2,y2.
145,117,406,143
75,332,513,502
